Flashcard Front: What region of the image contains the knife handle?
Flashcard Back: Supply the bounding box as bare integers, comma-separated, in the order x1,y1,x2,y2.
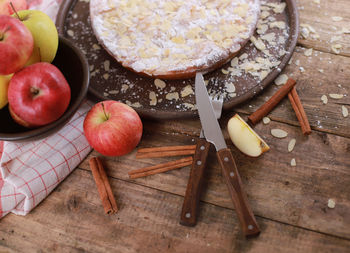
217,149,260,237
180,138,211,226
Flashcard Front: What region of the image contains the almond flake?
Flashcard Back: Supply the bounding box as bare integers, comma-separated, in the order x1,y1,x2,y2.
313,0,320,4
271,129,288,138
260,11,270,19
221,69,229,74
121,84,129,92
272,2,286,13
269,21,286,29
257,24,269,35
342,105,348,117
327,199,336,208
332,16,343,22
154,79,166,89
304,48,313,57
108,90,119,95
149,91,157,106
260,71,269,80
67,30,74,37
166,92,179,101
300,27,310,39
262,117,270,124
231,58,239,67
321,95,328,104
274,74,288,85
183,103,196,110
92,44,101,50
180,85,194,97
239,53,248,60
131,102,142,108
225,82,236,93
288,138,296,152
103,60,110,71
250,36,266,51
103,73,109,80
290,158,296,167
331,44,342,54
329,93,343,99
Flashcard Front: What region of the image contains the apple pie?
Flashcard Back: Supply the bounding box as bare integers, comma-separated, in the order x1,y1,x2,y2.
90,0,260,79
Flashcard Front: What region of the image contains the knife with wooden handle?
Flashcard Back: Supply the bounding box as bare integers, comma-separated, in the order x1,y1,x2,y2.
180,137,211,226
195,73,260,237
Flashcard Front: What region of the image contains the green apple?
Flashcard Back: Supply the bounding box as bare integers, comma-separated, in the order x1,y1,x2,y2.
13,10,58,63
0,74,12,109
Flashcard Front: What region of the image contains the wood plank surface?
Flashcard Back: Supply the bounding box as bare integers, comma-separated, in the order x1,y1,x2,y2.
0,169,349,253
77,117,350,239
297,0,350,57
235,47,350,138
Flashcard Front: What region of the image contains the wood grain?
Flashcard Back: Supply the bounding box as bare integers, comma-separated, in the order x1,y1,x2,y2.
297,0,350,57
0,0,349,251
78,119,350,239
0,169,349,253
236,48,350,138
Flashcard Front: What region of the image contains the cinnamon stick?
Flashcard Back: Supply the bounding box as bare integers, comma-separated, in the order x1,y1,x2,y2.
89,157,118,214
129,159,193,179
137,145,196,153
136,150,196,159
288,87,312,135
248,78,296,125
129,156,193,175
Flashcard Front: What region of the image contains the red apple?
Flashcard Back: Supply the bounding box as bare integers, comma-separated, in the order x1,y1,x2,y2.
83,100,143,156
0,14,33,75
0,0,27,15
8,62,71,128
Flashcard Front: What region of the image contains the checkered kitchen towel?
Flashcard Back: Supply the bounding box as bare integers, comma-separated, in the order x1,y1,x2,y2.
0,0,92,218
0,101,93,217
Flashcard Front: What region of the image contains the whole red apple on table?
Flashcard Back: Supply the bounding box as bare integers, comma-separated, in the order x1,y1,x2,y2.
0,14,33,75
8,62,71,128
0,0,27,15
84,100,143,156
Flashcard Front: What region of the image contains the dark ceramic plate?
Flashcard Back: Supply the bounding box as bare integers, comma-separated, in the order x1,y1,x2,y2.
0,36,90,141
57,0,298,119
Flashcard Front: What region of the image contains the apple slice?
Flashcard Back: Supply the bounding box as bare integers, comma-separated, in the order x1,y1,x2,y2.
227,114,270,157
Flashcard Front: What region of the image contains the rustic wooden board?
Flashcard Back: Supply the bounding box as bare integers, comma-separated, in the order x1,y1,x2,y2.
77,117,350,239
297,0,350,57
0,169,349,253
0,0,349,251
235,47,350,138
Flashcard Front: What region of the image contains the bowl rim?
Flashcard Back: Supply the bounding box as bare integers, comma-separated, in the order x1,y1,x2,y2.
0,35,90,142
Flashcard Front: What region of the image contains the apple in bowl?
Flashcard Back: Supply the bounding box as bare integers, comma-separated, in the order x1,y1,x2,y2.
84,100,143,156
0,14,33,75
13,10,58,64
8,62,71,128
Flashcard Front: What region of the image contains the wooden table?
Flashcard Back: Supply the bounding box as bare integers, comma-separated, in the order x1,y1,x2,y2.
1,0,349,252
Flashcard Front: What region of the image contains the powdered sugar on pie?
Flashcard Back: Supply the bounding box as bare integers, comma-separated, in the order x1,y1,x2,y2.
90,0,260,79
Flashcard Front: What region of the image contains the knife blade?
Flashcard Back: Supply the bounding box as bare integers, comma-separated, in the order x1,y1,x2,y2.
195,73,260,237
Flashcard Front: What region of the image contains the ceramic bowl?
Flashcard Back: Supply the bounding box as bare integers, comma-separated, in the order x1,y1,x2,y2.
0,35,89,141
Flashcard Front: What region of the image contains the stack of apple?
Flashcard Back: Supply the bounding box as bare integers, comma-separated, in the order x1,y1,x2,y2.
0,2,71,128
